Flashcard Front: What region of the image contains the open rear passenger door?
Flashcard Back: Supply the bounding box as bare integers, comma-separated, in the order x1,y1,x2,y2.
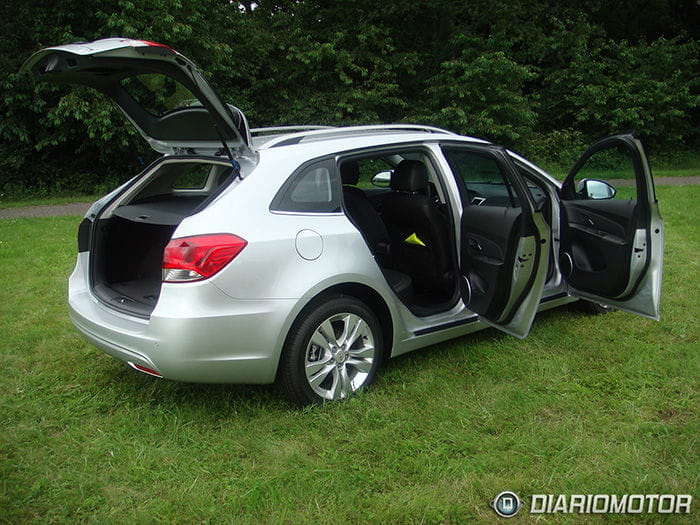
559,133,663,319
443,145,550,338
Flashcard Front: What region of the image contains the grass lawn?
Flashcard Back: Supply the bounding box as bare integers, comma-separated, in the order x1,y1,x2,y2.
0,186,697,523
540,164,698,181
534,151,699,180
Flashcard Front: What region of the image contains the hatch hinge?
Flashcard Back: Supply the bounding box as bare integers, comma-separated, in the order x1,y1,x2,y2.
172,147,196,156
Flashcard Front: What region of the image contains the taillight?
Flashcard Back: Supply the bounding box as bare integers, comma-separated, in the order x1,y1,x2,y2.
162,234,247,283
137,40,176,53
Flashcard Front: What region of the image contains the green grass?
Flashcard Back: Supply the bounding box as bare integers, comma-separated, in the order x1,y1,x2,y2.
539,151,699,180
0,187,698,523
545,165,699,181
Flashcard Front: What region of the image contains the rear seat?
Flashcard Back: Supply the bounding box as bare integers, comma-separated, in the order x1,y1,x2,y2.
340,160,413,303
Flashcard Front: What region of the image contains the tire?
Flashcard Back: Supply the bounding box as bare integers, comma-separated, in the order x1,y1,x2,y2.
278,295,384,406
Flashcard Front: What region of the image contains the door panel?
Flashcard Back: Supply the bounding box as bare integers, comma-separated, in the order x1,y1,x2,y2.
560,133,663,319
443,146,549,338
562,199,637,297
460,206,520,316
566,199,635,241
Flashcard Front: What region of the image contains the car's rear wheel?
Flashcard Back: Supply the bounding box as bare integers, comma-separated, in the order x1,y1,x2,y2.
279,296,383,406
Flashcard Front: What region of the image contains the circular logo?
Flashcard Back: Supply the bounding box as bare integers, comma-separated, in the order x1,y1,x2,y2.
491,491,522,518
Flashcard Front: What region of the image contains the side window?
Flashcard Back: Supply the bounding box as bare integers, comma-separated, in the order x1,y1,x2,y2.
515,163,549,213
571,143,635,201
171,163,212,190
271,160,341,213
356,158,393,187
352,151,434,189
443,148,519,207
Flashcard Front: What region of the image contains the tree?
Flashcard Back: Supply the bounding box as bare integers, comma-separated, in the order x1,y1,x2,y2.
1,0,697,197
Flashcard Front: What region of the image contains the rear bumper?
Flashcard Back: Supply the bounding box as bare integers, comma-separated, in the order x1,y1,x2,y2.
68,253,296,384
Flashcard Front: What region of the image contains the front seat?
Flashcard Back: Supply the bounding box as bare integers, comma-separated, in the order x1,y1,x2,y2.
339,160,413,303
380,159,452,293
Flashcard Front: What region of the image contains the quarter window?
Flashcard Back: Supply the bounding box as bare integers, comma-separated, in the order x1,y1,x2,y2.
271,160,341,213
171,163,212,190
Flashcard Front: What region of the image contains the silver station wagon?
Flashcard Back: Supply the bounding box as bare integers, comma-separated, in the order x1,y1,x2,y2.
22,39,663,405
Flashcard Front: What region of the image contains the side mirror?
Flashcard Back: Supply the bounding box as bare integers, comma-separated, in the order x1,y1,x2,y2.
576,179,617,200
371,171,392,188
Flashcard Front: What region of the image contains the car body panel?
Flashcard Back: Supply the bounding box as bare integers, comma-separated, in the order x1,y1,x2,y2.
70,251,297,383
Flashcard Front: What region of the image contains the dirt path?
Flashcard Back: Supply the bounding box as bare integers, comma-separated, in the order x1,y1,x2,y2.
607,175,700,187
1,176,698,219
0,202,93,219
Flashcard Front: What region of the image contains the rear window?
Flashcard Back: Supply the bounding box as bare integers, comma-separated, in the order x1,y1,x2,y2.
121,74,197,116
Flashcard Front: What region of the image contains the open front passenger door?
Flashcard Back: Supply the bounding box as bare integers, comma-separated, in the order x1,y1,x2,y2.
443,145,550,338
559,133,663,320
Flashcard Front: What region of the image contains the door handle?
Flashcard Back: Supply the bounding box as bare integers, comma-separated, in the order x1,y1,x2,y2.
469,238,482,252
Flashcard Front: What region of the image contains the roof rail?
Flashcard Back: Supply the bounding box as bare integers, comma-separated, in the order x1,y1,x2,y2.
365,124,456,135
261,124,457,148
250,125,335,136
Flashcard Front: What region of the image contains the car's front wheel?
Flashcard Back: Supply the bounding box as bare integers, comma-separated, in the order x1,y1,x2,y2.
279,296,383,406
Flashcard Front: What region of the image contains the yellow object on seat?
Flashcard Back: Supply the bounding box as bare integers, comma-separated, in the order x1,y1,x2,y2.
404,233,426,247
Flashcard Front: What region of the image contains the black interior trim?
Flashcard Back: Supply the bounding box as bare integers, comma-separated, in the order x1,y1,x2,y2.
540,292,568,303
113,195,207,225
413,316,478,336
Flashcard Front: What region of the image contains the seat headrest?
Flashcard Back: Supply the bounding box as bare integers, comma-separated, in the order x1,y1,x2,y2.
391,160,428,192
340,160,360,185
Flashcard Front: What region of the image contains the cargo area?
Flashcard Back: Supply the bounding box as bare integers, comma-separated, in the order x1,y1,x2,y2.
90,159,235,317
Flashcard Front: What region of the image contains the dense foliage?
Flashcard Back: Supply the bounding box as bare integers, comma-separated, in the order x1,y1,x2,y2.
1,0,698,196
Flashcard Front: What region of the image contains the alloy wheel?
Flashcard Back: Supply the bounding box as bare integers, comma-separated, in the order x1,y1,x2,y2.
304,313,376,400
